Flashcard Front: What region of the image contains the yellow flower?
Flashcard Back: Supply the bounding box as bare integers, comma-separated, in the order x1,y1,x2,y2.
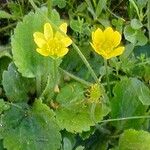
33,23,72,58
91,27,125,59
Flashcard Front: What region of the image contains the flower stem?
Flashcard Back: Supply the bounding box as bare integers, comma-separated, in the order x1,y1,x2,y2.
104,59,111,98
36,74,41,97
90,103,97,123
29,0,99,83
53,58,59,92
59,68,91,86
72,43,99,83
100,115,150,123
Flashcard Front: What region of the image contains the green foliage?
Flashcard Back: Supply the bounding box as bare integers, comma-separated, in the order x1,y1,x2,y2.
56,82,110,133
111,78,150,130
2,63,34,102
1,0,150,149
131,19,143,29
1,100,61,150
0,10,16,19
53,0,66,9
11,8,60,78
56,102,110,133
124,25,148,46
70,18,90,35
56,82,85,105
119,129,150,150
0,99,10,114
0,48,11,85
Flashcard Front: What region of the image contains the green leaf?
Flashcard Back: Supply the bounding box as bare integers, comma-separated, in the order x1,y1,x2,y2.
136,30,148,46
124,25,137,44
2,100,61,150
0,10,15,19
137,0,148,9
56,103,110,133
56,82,110,133
70,18,84,33
53,0,66,8
62,137,73,150
56,104,109,133
50,9,61,25
131,19,143,29
56,82,85,105
75,146,85,150
70,17,90,36
11,8,60,78
0,140,4,150
0,99,10,114
0,47,12,84
119,129,150,150
131,78,150,105
124,25,148,46
2,63,34,102
62,132,76,150
111,78,149,130
95,0,107,17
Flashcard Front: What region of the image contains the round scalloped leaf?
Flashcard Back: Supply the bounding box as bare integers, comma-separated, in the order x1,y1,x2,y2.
119,129,150,150
111,78,150,130
11,9,60,78
56,82,85,105
2,100,61,150
56,103,110,133
2,63,34,102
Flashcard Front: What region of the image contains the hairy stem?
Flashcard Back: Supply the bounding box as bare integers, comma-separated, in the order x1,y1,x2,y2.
104,59,111,98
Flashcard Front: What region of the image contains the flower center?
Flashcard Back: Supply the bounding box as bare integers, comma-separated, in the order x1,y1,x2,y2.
47,38,64,55
101,40,113,52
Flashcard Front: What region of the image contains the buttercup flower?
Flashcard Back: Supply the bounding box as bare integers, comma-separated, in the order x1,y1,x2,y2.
33,23,72,58
91,27,125,59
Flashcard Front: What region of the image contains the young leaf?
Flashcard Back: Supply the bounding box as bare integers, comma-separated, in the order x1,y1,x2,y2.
131,19,143,29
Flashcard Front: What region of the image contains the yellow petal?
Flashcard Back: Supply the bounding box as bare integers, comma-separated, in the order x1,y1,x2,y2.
36,47,49,56
55,23,68,40
33,32,46,48
90,43,99,54
56,48,69,57
92,28,104,44
90,43,107,59
44,23,53,40
112,31,121,47
59,23,67,33
61,37,72,47
104,27,114,41
107,46,125,59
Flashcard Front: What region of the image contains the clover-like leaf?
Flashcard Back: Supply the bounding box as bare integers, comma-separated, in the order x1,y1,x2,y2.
131,19,143,30
124,25,148,46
